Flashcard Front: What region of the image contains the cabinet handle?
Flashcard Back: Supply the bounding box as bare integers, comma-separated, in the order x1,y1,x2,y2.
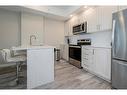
84,58,88,60
93,49,94,55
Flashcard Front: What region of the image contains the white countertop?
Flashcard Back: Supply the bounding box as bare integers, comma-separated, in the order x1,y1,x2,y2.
82,43,111,49
12,45,55,51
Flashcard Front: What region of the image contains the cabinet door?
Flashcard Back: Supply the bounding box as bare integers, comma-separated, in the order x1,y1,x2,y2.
69,20,73,36
99,6,113,31
74,16,79,25
85,7,98,33
63,44,69,61
60,44,69,61
94,48,111,80
64,21,69,36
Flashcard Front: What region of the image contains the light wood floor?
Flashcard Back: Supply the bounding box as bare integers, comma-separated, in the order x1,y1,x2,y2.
36,60,111,89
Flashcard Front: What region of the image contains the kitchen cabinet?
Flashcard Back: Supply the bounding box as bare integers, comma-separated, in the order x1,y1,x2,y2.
84,7,97,33
93,47,111,81
78,14,85,24
96,6,113,32
64,21,69,36
82,46,111,81
69,19,74,36
84,6,116,33
64,20,73,36
64,6,121,35
82,46,94,70
60,44,69,61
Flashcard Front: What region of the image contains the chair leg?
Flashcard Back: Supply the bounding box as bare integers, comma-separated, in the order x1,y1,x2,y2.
16,62,19,84
19,61,23,72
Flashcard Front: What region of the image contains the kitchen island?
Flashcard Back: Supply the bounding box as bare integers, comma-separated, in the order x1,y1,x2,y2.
12,46,55,89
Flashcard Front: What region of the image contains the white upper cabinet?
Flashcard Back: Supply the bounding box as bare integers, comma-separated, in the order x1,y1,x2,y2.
96,6,113,32
78,14,86,24
64,21,69,36
64,20,73,36
69,19,73,36
85,6,116,33
64,6,125,36
84,7,97,33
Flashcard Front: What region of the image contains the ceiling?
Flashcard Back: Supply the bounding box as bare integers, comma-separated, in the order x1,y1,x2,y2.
0,6,83,21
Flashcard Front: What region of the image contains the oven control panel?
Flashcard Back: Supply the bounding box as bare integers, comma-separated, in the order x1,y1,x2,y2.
77,39,91,45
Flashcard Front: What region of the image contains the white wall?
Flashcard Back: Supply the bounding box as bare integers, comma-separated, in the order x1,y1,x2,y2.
0,9,21,49
21,13,65,48
0,9,21,64
21,12,44,46
44,17,64,48
0,10,65,63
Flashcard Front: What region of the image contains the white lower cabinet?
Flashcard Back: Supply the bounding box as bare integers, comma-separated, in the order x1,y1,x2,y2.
82,46,94,70
82,46,111,81
60,44,69,61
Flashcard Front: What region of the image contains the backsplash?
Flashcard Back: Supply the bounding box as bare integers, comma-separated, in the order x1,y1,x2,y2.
69,30,112,47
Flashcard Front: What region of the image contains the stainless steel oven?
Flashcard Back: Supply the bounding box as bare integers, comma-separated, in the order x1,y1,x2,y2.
69,39,91,69
69,45,81,68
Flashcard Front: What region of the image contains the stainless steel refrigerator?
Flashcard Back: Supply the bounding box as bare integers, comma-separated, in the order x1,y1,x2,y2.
112,8,127,89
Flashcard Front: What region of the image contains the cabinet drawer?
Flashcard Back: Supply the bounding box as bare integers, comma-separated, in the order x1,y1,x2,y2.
82,61,88,67
82,49,93,54
82,54,89,59
82,58,88,65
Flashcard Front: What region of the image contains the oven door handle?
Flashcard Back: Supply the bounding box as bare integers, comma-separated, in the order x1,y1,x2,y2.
69,46,81,48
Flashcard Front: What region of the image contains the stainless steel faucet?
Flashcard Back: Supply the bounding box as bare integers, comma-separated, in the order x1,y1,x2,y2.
30,35,36,46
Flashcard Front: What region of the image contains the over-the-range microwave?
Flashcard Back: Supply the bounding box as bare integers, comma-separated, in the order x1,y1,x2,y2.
73,22,87,35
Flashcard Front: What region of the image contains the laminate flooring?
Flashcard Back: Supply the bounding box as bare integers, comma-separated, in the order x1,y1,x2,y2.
36,60,111,89
0,65,27,89
0,60,111,89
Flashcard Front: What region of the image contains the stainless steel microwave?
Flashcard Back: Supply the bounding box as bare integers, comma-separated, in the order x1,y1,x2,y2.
73,22,87,35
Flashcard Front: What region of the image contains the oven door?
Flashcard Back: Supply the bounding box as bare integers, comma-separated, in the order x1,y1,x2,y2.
69,45,81,68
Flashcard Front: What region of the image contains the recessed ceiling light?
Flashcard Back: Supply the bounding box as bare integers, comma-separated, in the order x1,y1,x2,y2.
84,6,88,9
70,15,73,17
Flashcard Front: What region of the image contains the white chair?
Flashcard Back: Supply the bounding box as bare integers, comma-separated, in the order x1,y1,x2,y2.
0,49,26,84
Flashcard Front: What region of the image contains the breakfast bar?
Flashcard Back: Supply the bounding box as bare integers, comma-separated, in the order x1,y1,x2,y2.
12,46,55,89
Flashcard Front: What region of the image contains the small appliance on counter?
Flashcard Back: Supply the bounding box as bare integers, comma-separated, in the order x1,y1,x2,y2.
69,39,91,69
